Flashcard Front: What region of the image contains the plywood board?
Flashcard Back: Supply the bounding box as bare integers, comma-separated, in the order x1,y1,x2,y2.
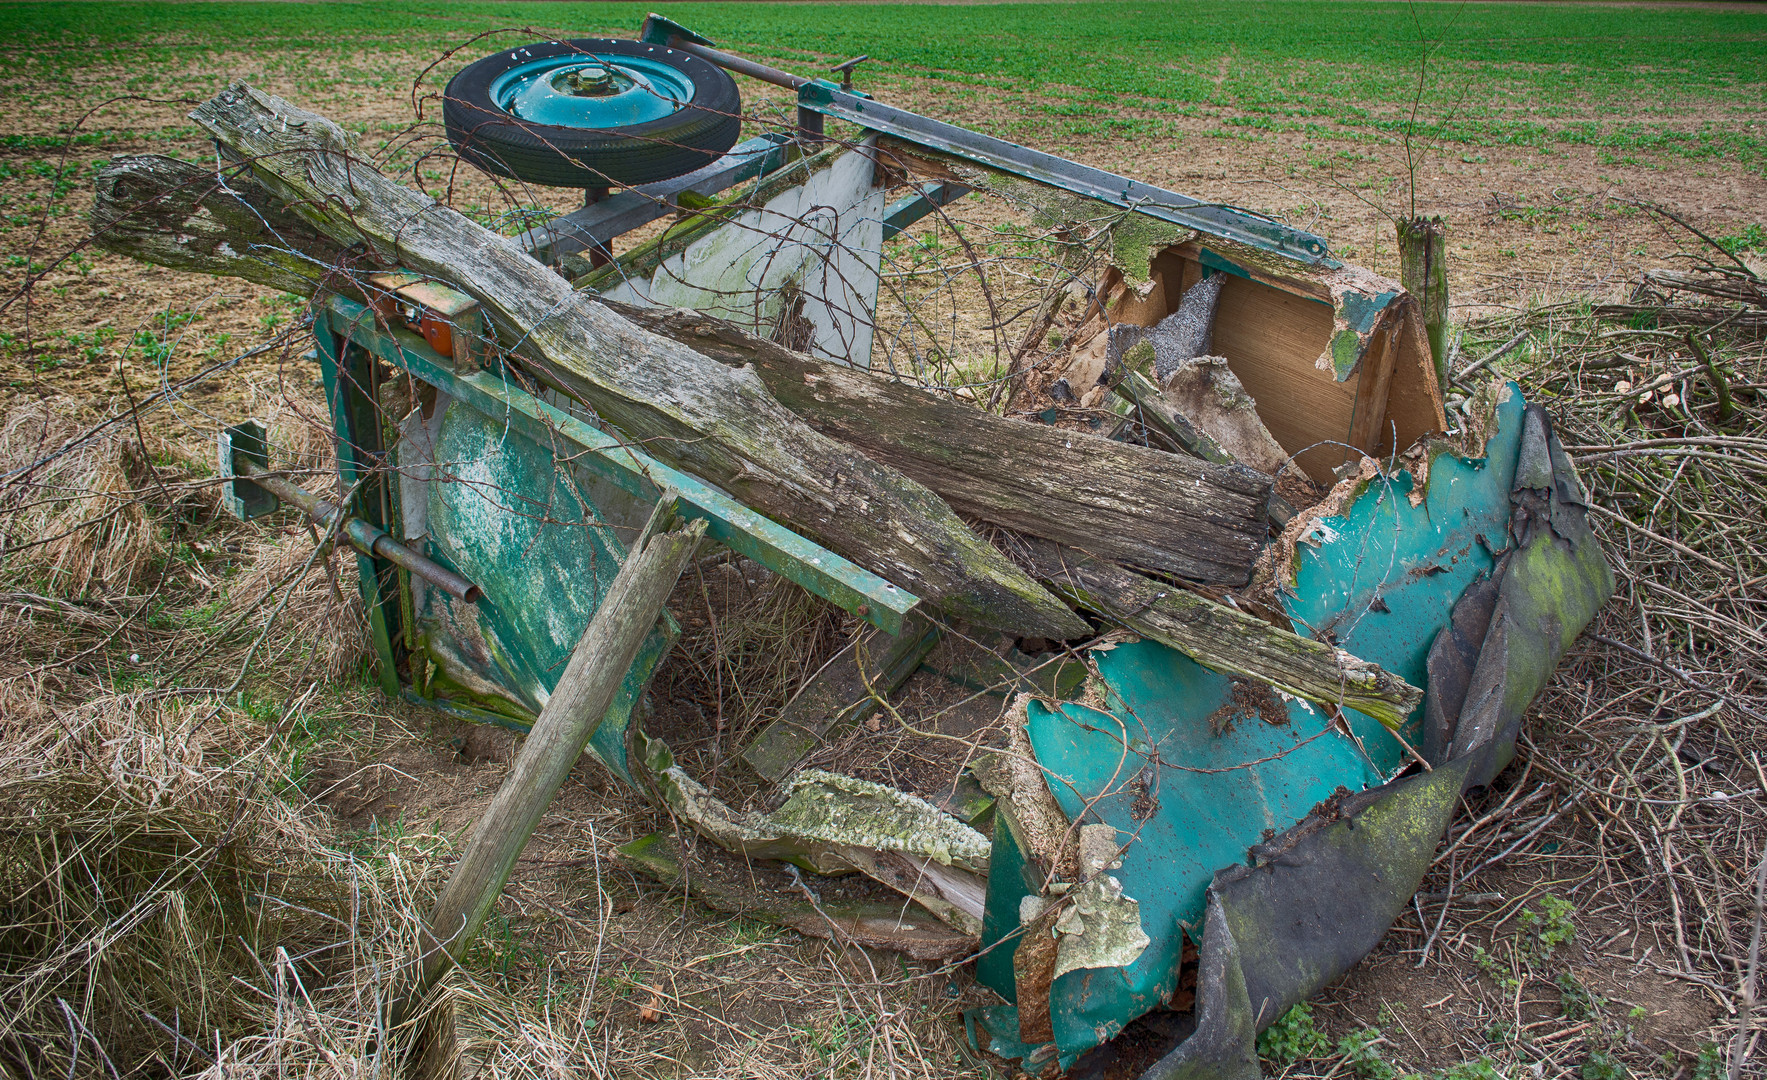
1347,315,1400,455
1376,302,1450,456
1115,252,1358,483
1211,273,1357,483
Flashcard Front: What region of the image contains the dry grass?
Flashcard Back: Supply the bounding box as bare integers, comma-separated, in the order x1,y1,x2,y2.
0,402,171,599
0,691,348,1078
651,554,856,771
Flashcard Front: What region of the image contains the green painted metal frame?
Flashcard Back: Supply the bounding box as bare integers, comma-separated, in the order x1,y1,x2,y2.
317,297,919,640
314,317,403,697
882,181,970,241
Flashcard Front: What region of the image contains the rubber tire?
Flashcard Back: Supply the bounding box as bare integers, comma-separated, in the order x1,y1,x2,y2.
444,38,741,189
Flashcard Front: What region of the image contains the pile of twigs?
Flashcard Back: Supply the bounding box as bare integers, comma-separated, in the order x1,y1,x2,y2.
1399,258,1767,1072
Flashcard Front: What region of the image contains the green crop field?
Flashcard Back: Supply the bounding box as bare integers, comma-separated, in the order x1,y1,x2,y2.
2,1,1764,168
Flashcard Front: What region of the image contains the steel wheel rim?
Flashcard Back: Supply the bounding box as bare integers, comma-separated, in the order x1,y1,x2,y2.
488,52,698,130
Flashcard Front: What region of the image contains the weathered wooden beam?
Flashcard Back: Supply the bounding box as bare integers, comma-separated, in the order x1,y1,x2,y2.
90,154,352,296
601,303,1275,586
398,499,704,1022
1397,216,1450,387
180,84,1083,640
1018,539,1423,729
94,152,1274,586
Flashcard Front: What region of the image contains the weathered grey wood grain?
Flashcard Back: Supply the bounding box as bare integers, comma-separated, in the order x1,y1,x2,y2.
182,84,1084,639
602,303,1275,585
93,152,1274,587
90,154,354,295
1019,538,1422,728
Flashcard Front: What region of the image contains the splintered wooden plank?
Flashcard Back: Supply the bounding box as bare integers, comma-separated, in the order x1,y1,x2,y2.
606,303,1276,586
1022,540,1423,729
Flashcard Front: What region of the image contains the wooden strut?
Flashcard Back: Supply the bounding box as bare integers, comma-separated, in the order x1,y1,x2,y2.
391,495,703,1035
179,83,1084,641
1018,538,1423,729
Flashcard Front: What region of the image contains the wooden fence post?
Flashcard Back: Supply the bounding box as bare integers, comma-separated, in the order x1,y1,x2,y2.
1398,215,1450,387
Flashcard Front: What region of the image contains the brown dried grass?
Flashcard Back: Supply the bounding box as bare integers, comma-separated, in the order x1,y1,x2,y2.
0,692,346,1079
0,403,170,598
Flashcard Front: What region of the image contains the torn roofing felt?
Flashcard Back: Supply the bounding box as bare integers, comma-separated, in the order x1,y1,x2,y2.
971,387,1613,1075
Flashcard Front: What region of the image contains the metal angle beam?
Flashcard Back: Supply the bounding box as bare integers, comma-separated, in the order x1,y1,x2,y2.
320,297,920,636
798,82,1335,266
517,133,797,260
882,181,972,241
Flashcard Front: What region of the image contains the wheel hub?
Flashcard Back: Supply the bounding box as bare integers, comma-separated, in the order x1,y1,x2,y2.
492,54,696,129
556,63,627,97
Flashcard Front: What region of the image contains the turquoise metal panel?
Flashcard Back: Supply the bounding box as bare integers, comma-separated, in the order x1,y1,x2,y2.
975,808,1039,1004
1019,643,1386,1066
980,388,1533,1066
321,297,919,636
413,401,665,784
423,402,627,711
1283,385,1528,762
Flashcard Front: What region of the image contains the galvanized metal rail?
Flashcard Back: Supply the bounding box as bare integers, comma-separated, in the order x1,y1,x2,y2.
516,132,797,260
796,82,1334,266
235,458,484,604
635,12,1333,266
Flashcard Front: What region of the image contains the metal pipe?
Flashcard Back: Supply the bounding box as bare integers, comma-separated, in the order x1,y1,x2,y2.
664,38,808,90
658,36,823,145
237,459,483,604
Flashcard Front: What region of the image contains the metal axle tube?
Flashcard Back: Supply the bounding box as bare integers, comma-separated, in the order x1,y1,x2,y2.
237,459,483,604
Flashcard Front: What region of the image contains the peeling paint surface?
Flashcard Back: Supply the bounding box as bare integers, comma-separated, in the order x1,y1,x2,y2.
1009,636,1390,1067
409,401,671,781
977,386,1535,1068
1284,384,1527,755
1049,824,1152,981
